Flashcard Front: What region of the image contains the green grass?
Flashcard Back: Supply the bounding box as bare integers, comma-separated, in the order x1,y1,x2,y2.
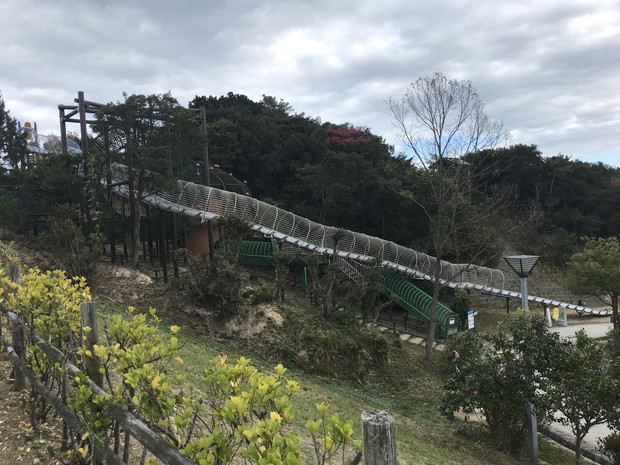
92,287,577,465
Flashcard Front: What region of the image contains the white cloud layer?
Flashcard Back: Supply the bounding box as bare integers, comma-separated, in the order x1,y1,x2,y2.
2,0,619,166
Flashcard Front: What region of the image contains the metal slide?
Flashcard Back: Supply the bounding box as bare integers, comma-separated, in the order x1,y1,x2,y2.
106,163,611,318
379,269,460,337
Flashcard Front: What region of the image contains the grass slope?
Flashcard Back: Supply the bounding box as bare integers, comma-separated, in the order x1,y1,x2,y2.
92,274,576,465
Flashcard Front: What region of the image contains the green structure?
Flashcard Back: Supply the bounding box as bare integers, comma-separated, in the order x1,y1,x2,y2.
228,240,461,337
379,268,461,337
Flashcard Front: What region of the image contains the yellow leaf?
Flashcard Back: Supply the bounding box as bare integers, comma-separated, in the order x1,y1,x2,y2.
82,432,90,440
174,357,184,364
316,402,330,414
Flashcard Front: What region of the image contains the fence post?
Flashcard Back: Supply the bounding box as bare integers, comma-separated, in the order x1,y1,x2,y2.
80,302,103,388
9,263,26,390
361,410,397,465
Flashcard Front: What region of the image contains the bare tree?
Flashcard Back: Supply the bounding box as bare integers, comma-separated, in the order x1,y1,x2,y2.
387,72,509,359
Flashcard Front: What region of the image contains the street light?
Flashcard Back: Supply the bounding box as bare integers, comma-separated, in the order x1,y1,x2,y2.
504,255,539,310
503,254,540,463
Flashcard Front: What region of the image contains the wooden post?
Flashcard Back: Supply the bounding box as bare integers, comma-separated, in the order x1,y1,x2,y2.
199,106,215,261
172,213,179,278
80,302,103,388
9,263,26,390
361,410,397,465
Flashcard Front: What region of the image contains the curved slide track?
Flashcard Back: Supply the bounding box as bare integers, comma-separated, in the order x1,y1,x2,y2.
106,163,611,321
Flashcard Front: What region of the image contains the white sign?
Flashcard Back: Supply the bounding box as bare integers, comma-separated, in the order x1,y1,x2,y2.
468,311,476,330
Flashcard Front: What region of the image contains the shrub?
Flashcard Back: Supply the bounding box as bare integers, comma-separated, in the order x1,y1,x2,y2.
245,279,276,305
451,290,471,324
38,204,102,283
599,432,620,465
441,312,560,455
180,248,249,318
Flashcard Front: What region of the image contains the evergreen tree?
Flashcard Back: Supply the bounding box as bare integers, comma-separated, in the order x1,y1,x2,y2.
0,93,27,171
92,93,202,267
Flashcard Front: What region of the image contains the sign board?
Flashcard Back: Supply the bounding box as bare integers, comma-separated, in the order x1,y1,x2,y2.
557,307,568,327
467,311,476,330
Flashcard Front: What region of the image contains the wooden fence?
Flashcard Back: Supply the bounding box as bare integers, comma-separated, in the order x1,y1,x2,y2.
0,263,397,465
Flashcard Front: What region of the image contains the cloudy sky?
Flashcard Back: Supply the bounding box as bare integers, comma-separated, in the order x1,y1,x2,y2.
2,0,619,166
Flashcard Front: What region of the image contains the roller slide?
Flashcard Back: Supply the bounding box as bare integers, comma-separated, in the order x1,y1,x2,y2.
106,163,611,320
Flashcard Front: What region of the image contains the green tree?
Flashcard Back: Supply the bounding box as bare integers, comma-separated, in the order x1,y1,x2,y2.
388,72,510,359
549,330,620,464
566,237,620,330
92,93,202,267
0,94,27,171
181,214,252,317
26,151,84,208
301,229,365,320
38,204,103,283
441,312,560,454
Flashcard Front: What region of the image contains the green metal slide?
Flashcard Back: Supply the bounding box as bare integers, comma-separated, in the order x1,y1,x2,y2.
379,268,461,337
230,240,461,337
214,240,274,267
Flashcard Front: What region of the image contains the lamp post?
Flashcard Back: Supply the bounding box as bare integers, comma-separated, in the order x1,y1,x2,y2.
504,254,540,463
504,255,539,310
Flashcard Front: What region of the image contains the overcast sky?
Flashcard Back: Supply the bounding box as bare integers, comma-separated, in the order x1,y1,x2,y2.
2,0,619,167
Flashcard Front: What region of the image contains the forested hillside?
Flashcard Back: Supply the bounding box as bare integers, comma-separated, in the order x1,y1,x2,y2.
2,92,620,269
189,93,620,268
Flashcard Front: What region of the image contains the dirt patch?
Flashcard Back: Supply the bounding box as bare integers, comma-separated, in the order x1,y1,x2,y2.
0,352,65,464
223,303,284,338
91,262,154,304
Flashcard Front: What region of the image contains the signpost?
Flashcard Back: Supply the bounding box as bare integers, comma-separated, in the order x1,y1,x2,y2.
467,311,477,330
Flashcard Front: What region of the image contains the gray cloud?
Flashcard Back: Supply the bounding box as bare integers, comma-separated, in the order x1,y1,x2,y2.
1,0,619,165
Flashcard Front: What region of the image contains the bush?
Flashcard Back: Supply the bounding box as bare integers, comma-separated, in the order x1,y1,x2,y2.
451,290,471,324
278,309,389,380
179,248,249,318
441,312,560,455
38,204,102,284
606,328,620,358
599,432,620,465
244,279,276,305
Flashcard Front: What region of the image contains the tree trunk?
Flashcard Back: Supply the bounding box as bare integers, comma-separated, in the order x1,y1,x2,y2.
426,224,445,360
425,269,441,360
575,434,583,465
612,293,619,331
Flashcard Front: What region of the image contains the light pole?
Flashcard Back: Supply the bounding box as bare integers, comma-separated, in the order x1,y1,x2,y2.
504,255,539,310
504,254,540,463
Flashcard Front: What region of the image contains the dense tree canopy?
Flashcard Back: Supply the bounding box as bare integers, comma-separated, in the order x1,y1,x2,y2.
567,236,620,329
1,91,620,275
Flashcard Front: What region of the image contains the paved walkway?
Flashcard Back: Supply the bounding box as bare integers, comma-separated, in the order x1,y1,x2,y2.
549,321,613,340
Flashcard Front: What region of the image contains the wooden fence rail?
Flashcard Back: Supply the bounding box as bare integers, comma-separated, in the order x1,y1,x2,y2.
0,305,194,465
1,340,126,465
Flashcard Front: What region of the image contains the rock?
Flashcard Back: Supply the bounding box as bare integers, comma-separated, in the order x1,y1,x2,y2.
296,350,309,362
